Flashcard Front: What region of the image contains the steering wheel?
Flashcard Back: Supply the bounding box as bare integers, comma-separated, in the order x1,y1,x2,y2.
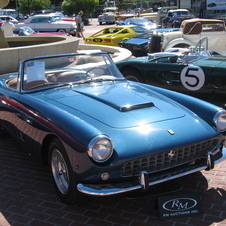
86,67,106,77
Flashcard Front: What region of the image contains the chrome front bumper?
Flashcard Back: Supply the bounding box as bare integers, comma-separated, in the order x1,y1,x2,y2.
77,147,226,196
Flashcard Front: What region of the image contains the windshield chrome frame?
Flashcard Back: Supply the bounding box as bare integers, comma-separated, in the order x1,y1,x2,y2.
18,52,125,93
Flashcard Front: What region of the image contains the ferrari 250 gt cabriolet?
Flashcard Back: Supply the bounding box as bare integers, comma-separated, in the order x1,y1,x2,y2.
0,52,226,204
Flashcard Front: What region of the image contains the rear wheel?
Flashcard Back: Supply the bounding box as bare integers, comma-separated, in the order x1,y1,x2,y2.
57,29,66,33
121,68,145,83
49,138,80,204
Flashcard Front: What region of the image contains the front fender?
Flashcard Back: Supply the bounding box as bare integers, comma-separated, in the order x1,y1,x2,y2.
142,84,222,127
163,37,194,50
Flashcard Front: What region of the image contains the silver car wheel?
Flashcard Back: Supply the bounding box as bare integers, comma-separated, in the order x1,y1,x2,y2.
51,149,69,194
121,68,145,83
125,75,140,82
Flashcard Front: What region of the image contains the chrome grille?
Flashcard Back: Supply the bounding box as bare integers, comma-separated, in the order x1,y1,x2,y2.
120,139,220,177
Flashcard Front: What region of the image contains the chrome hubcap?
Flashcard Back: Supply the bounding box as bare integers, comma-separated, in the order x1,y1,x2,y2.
51,149,69,194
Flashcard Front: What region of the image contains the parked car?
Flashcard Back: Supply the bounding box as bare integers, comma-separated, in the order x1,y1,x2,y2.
84,25,146,46
44,12,75,23
119,28,179,57
149,18,226,54
0,8,19,20
0,51,226,204
140,6,177,25
17,26,69,36
0,15,18,24
161,9,195,28
31,9,55,16
117,37,226,108
98,7,118,25
116,18,157,30
14,14,76,33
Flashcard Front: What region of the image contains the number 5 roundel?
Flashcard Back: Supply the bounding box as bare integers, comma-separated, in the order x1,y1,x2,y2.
180,65,205,91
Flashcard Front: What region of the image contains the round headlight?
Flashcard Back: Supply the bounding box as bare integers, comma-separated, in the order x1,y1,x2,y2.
88,135,113,162
214,109,226,131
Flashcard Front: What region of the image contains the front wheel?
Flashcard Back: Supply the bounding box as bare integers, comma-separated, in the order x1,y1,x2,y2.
0,125,8,137
49,138,80,204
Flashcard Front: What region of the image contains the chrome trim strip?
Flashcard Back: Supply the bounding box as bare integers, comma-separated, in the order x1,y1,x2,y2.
206,152,214,170
77,166,207,196
77,147,226,196
140,171,148,191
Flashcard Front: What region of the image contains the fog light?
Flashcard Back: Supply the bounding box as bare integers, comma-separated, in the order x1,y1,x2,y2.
100,172,109,181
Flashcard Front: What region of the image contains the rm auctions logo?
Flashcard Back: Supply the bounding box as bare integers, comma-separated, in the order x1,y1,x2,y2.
158,192,202,219
163,198,197,211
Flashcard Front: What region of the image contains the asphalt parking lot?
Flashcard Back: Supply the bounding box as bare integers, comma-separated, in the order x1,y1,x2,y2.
0,19,226,226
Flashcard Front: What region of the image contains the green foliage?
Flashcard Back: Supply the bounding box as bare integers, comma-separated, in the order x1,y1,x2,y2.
62,0,99,16
18,0,51,15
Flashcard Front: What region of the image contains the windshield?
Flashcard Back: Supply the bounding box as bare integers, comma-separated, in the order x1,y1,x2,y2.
20,52,124,91
52,16,61,21
125,18,151,25
130,26,146,33
135,31,153,39
103,9,117,13
172,11,190,17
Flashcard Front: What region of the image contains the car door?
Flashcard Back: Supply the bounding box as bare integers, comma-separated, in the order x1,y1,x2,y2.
0,87,22,141
140,58,220,103
31,17,53,32
0,80,47,154
117,28,132,42
200,23,226,53
199,59,226,107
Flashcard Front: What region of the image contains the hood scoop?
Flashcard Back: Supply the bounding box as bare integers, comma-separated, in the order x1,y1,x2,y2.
120,102,154,112
75,90,155,112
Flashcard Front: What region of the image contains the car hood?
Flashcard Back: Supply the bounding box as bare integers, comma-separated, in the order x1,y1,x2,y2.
121,38,149,45
43,82,185,128
125,55,226,65
193,57,226,67
122,56,148,62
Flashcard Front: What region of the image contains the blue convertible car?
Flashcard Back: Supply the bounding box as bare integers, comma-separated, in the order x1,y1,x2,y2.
119,28,179,57
0,52,226,204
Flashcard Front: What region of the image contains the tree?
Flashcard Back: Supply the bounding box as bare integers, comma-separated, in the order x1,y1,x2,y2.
18,0,51,15
62,0,99,16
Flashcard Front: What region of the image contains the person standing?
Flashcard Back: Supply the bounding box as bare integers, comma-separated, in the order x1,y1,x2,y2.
1,17,15,36
75,11,85,39
199,0,206,18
